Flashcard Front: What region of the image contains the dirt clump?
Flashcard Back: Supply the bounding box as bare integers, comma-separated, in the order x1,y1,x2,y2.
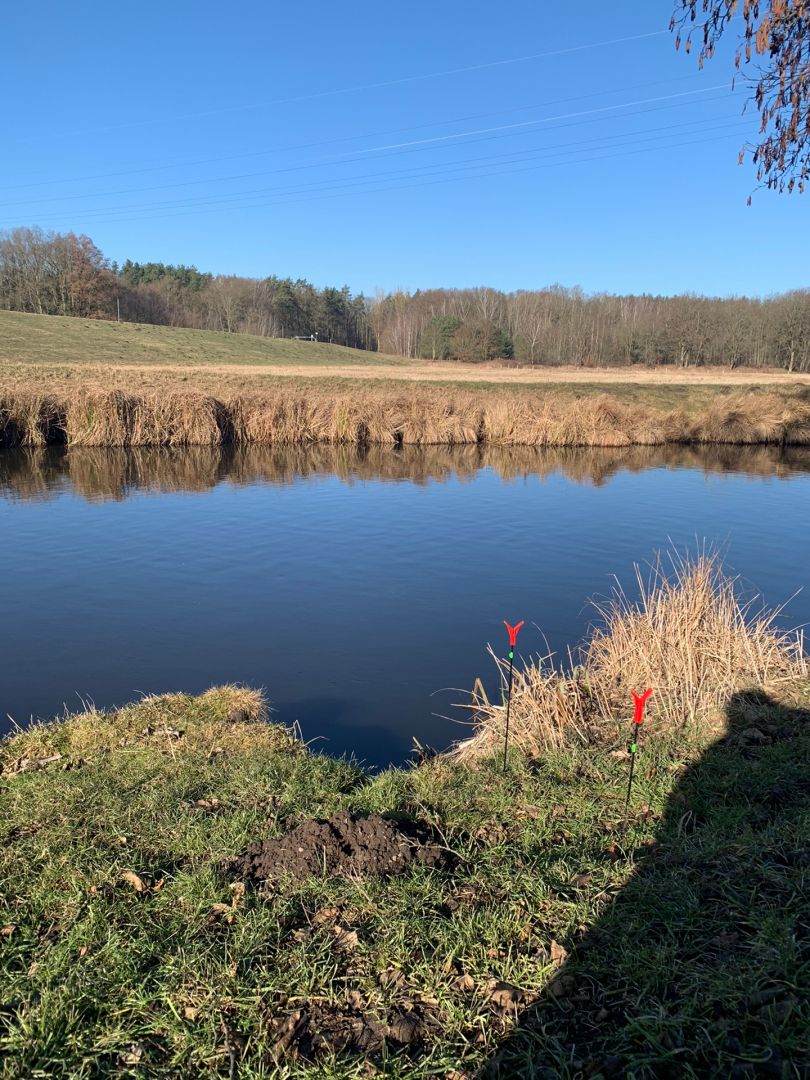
234,812,449,885
267,1000,438,1064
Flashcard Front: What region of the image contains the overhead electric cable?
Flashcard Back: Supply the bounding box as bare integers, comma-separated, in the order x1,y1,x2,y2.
0,84,736,210
10,114,747,226
1,73,707,193
9,28,672,145
3,127,747,230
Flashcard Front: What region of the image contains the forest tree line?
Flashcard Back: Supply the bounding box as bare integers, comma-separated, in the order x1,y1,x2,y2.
1,226,809,370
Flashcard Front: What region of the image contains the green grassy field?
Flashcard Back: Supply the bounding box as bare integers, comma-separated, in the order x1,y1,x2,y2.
0,310,405,369
1,683,808,1079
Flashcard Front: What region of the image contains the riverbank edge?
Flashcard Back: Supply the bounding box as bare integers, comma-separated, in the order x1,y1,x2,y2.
3,384,810,447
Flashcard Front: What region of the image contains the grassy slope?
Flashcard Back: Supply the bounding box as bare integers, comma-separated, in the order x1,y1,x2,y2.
1,686,808,1078
0,310,406,369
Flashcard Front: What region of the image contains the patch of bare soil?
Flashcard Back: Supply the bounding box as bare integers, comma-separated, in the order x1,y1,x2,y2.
267,999,440,1064
233,812,450,884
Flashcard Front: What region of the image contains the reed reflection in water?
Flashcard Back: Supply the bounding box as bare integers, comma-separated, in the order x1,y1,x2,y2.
3,442,810,503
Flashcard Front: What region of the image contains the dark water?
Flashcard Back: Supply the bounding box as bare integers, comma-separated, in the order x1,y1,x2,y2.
2,443,809,765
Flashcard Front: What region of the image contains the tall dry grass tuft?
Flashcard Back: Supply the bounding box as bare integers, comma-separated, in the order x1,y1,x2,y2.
63,390,225,447
584,552,806,727
453,552,807,761
0,393,65,446
690,392,810,445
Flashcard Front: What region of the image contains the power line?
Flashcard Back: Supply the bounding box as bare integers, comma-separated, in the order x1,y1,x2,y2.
356,85,733,153
2,125,749,231
0,84,737,211
10,112,746,226
1,74,707,194
9,28,672,146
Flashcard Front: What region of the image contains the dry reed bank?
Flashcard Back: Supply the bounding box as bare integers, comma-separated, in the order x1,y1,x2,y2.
3,383,810,448
456,553,808,761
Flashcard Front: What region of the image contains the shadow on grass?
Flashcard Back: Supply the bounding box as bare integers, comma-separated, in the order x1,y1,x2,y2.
482,691,810,1079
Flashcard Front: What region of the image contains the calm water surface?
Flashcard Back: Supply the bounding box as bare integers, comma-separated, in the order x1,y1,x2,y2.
2,444,809,765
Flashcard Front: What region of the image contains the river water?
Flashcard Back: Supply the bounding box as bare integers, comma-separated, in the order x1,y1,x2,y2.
2,443,809,765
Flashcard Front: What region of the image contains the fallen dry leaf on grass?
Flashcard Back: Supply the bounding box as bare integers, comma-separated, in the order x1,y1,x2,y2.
119,1043,145,1065
379,967,407,990
1,925,16,938
571,873,593,888
119,870,147,893
550,939,569,967
486,980,528,1012
452,974,476,993
228,881,246,907
331,926,359,952
207,902,236,925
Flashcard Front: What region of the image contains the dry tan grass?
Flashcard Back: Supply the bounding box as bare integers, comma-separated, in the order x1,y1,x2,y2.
453,553,807,761
3,384,810,448
690,391,810,444
0,685,292,770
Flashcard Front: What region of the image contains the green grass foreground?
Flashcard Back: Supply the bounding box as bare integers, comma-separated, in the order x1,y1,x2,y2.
1,684,808,1078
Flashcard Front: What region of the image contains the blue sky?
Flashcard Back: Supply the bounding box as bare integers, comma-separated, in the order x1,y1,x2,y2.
2,1,807,297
